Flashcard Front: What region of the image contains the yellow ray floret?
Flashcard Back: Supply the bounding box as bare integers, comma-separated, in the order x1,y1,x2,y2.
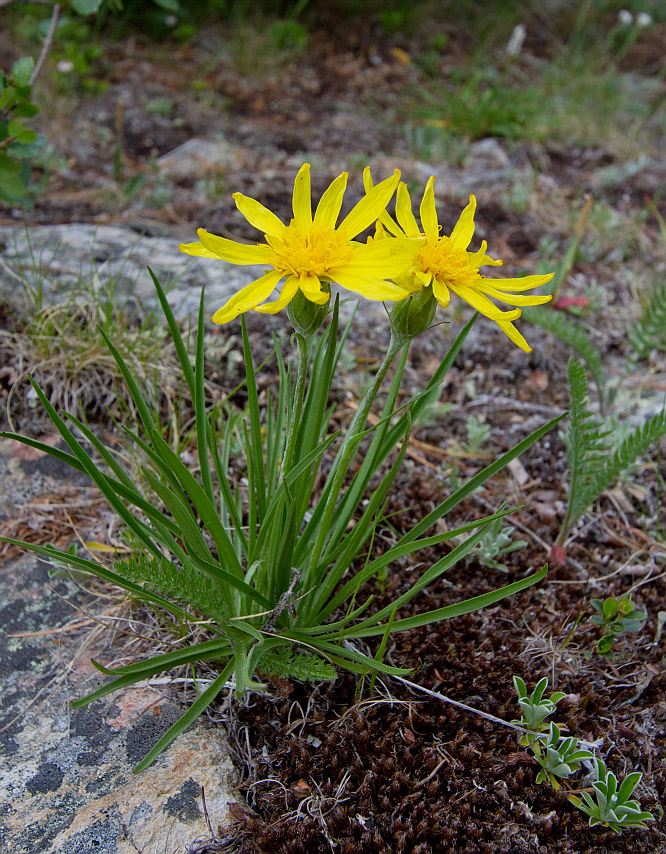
363,168,554,352
179,164,422,324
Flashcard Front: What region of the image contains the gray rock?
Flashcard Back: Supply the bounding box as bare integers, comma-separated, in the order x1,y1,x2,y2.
0,223,388,325
0,445,241,854
156,137,243,182
0,553,240,854
0,223,266,321
463,138,510,173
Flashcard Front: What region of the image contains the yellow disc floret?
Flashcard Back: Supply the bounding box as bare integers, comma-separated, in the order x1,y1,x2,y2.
418,235,482,289
267,221,354,280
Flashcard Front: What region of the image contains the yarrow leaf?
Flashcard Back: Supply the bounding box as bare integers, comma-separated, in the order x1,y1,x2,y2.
562,357,613,529
116,554,230,624
628,282,666,359
259,647,337,682
556,358,666,552
524,306,605,402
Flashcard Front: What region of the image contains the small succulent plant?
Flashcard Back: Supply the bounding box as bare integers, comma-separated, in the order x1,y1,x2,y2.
569,758,655,834
590,595,646,656
512,675,566,745
532,722,593,788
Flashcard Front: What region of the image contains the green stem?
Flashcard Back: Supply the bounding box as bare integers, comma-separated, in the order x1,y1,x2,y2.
280,332,310,481
302,333,406,601
554,463,580,549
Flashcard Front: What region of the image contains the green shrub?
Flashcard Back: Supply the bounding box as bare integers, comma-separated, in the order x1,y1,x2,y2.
0,57,47,205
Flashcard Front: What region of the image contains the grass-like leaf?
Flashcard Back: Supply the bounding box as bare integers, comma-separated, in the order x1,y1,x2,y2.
0,538,188,618
346,565,548,637
133,659,235,773
398,410,566,548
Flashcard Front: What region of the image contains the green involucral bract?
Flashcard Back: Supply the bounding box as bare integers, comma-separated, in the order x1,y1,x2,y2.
287,284,331,337
389,286,438,339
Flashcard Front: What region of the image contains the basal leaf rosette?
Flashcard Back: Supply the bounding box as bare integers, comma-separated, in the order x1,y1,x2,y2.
180,164,420,325
364,168,554,352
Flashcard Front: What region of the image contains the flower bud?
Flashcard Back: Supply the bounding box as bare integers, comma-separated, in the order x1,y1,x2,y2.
389,287,437,340
287,285,330,337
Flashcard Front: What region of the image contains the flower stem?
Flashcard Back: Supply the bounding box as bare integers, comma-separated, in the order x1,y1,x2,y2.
302,333,406,601
280,332,310,482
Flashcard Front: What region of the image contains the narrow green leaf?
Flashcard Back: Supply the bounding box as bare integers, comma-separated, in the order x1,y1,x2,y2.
243,419,257,556
274,498,300,596
27,378,164,560
307,427,411,621
98,326,156,438
120,424,171,473
133,659,235,772
326,345,410,549
252,431,340,562
72,642,232,707
194,287,215,504
284,430,340,489
265,360,284,494
343,519,499,633
88,638,231,677
398,412,566,547
309,595,375,634
141,467,213,564
148,268,196,400
241,316,267,518
317,507,518,623
0,538,187,617
286,632,411,675
52,417,180,537
63,415,134,489
148,429,244,580
184,551,272,609
208,417,248,553
346,566,548,638
0,431,84,473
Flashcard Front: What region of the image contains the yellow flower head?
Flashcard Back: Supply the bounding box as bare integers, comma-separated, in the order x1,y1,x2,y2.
364,169,554,352
180,164,419,324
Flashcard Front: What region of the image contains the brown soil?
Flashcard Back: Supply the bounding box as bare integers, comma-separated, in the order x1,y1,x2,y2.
1,7,665,853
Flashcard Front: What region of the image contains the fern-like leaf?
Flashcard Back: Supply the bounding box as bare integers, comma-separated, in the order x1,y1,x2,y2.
556,359,666,557
259,647,337,682
524,306,605,403
562,358,613,531
116,554,228,624
628,283,666,359
588,407,666,505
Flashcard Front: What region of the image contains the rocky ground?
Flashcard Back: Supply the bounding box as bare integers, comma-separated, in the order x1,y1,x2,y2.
1,6,666,853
